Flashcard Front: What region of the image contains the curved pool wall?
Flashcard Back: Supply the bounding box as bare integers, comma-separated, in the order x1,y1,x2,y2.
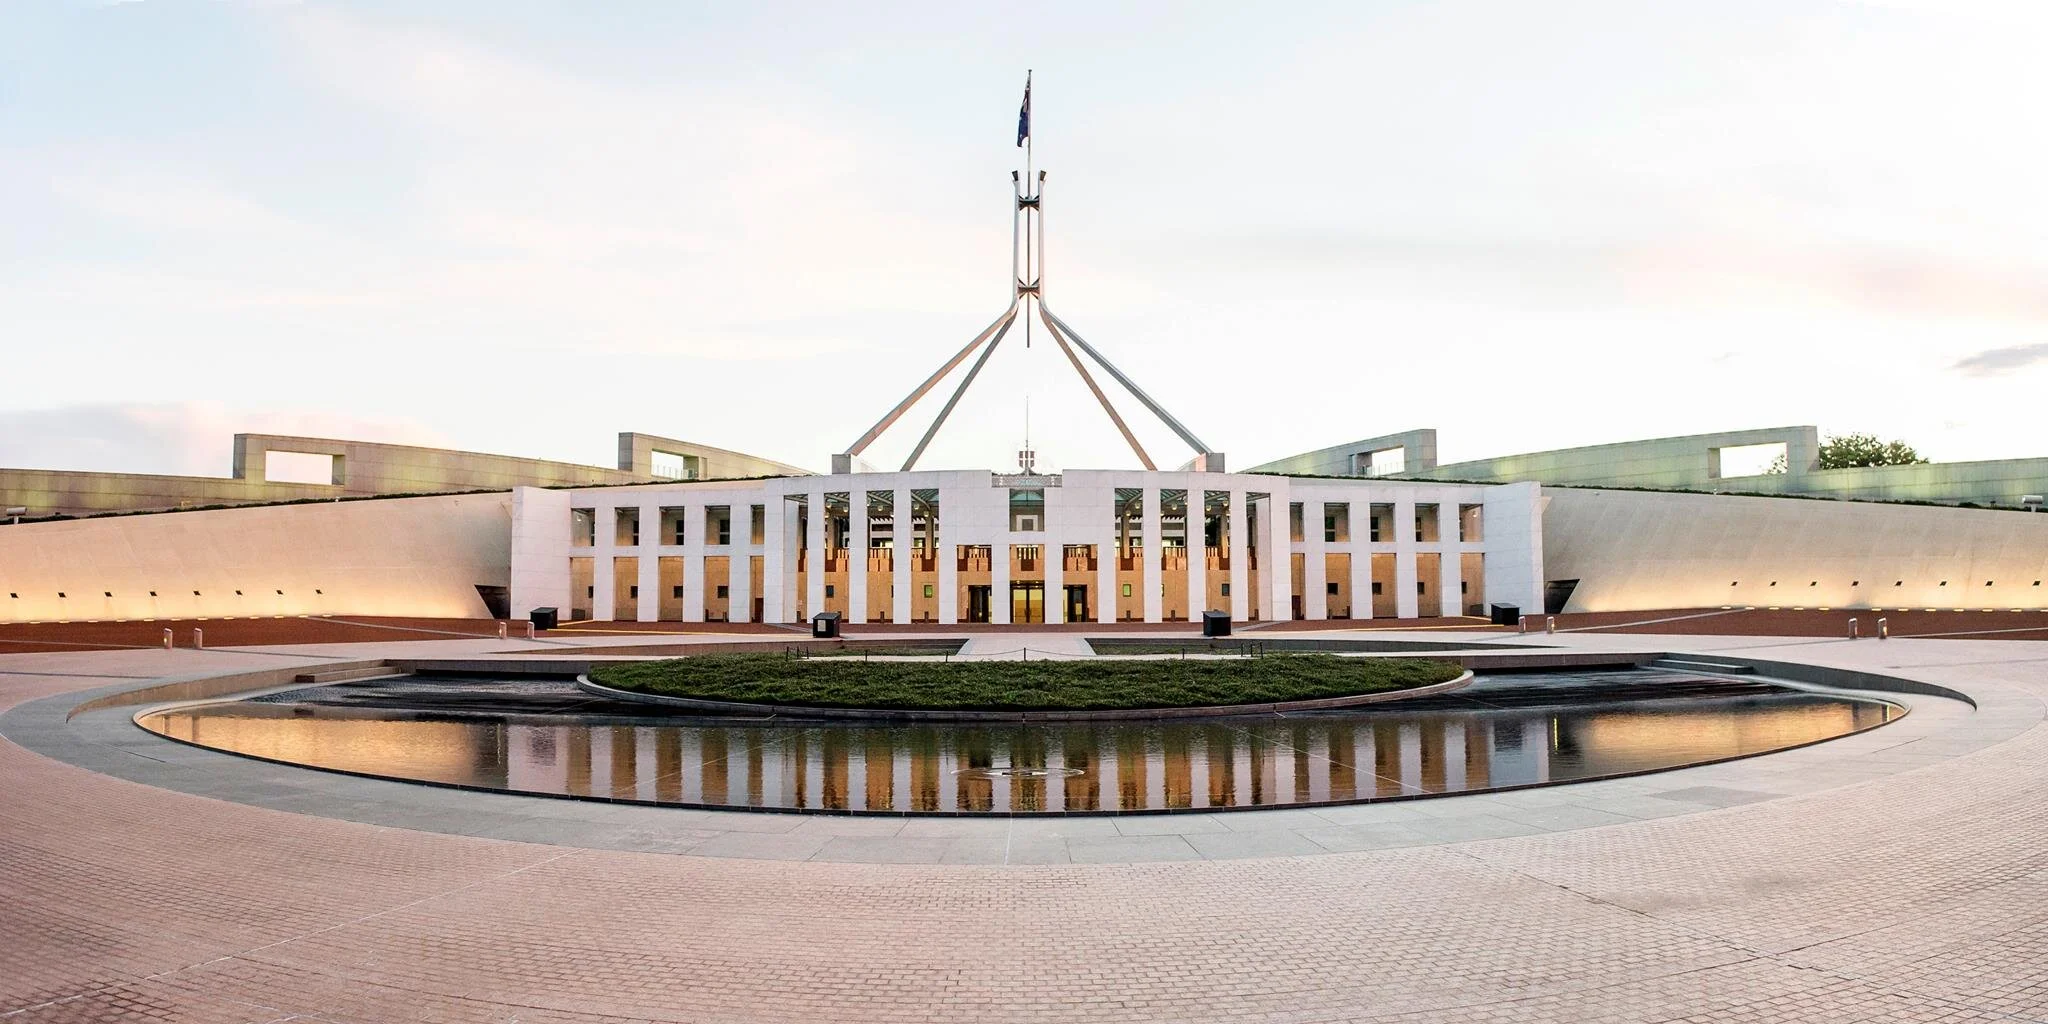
133,669,1904,816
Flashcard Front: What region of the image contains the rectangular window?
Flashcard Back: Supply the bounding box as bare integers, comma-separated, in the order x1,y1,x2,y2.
628,586,638,598
1220,582,1231,596
1371,582,1383,595
1326,582,1339,595
825,585,836,598
923,584,935,599
715,585,729,598
1416,581,1427,594
1458,504,1483,542
586,586,595,598
1414,503,1440,543
672,585,684,598
1009,489,1046,532
1121,583,1133,597
1324,503,1349,543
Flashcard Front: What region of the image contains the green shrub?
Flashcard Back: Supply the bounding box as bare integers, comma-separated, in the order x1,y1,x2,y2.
588,652,1461,711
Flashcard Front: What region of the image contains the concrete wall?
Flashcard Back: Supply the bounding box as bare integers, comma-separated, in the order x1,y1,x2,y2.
616,433,811,481
0,492,512,624
1543,488,2048,613
1249,429,1439,477
1422,427,1820,490
1261,425,2048,508
2,431,810,517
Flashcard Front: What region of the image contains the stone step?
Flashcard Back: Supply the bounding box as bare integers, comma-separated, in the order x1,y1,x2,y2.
1650,657,1756,675
293,665,401,685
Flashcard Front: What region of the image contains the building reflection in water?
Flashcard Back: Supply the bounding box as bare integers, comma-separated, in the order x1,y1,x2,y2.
140,691,1896,814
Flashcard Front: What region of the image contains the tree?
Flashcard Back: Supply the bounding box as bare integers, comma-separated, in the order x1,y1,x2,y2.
1817,432,1927,470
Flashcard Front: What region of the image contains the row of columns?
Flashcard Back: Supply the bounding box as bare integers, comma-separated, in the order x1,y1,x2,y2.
1297,499,1469,620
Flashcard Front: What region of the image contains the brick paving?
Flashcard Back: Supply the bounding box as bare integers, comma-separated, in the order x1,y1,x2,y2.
1,634,2046,1021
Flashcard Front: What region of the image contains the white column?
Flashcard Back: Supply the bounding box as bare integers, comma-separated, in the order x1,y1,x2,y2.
1395,498,1420,619
805,490,826,620
1044,539,1064,625
757,497,778,622
1096,521,1116,624
1304,500,1328,620
730,513,753,625
892,489,913,625
1440,542,1463,618
938,512,959,625
1263,494,1290,623
634,502,660,622
1142,488,1163,623
1228,490,1249,621
1351,537,1373,620
592,504,617,621
848,489,869,624
1186,492,1207,621
991,536,1012,625
682,502,706,623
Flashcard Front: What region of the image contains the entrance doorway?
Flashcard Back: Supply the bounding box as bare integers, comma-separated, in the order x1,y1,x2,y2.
1064,585,1089,623
966,585,992,623
1010,582,1044,624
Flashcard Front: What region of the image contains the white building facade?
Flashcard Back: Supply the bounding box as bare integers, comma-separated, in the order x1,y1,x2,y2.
509,470,1544,625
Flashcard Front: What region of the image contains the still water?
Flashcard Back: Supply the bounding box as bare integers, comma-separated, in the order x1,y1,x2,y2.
136,672,1898,815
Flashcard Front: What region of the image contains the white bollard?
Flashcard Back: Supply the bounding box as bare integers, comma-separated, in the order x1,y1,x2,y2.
162,628,173,650
1518,615,1528,634
525,620,536,639
1545,616,1556,634
1878,617,1888,640
192,627,205,649
1847,616,1858,640
498,621,508,640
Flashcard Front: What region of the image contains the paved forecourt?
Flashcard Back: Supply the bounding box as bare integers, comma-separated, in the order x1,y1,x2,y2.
2,623,2046,1022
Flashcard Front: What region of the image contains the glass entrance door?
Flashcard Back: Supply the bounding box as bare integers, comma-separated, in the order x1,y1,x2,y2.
1010,582,1044,624
966,586,992,623
1064,585,1088,623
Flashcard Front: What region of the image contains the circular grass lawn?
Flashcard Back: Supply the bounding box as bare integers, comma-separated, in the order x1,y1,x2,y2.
587,652,1463,712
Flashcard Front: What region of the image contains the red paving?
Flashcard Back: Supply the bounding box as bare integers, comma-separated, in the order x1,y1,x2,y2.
3,607,2046,654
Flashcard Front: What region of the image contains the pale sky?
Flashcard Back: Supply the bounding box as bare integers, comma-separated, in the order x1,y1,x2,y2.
5,0,2048,478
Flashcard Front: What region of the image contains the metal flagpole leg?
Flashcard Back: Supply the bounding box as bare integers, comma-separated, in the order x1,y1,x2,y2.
1040,306,1215,456
1037,305,1156,469
844,301,1020,458
902,312,1019,471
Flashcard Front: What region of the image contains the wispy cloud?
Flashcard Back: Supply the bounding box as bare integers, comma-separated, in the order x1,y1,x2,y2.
1952,342,2048,377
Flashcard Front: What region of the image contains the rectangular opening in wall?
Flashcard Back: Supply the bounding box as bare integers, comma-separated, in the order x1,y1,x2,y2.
264,450,338,485
1715,442,1788,478
1352,447,1406,477
1415,504,1440,543
706,505,731,546
660,506,686,546
1009,488,1044,532
1460,552,1485,616
1458,504,1483,542
570,509,596,548
1324,502,1349,543
1369,503,1393,543
650,450,698,481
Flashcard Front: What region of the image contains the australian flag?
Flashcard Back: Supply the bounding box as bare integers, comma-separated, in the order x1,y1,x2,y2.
1016,71,1031,147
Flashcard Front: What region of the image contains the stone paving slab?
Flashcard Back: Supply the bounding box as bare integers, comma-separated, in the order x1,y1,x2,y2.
1,629,2046,1021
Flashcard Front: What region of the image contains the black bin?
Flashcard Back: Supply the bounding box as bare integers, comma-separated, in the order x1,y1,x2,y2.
1488,603,1520,627
529,607,559,631
812,611,842,639
1202,610,1232,638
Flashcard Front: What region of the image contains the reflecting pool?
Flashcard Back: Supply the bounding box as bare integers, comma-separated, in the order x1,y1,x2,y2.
136,671,1899,815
